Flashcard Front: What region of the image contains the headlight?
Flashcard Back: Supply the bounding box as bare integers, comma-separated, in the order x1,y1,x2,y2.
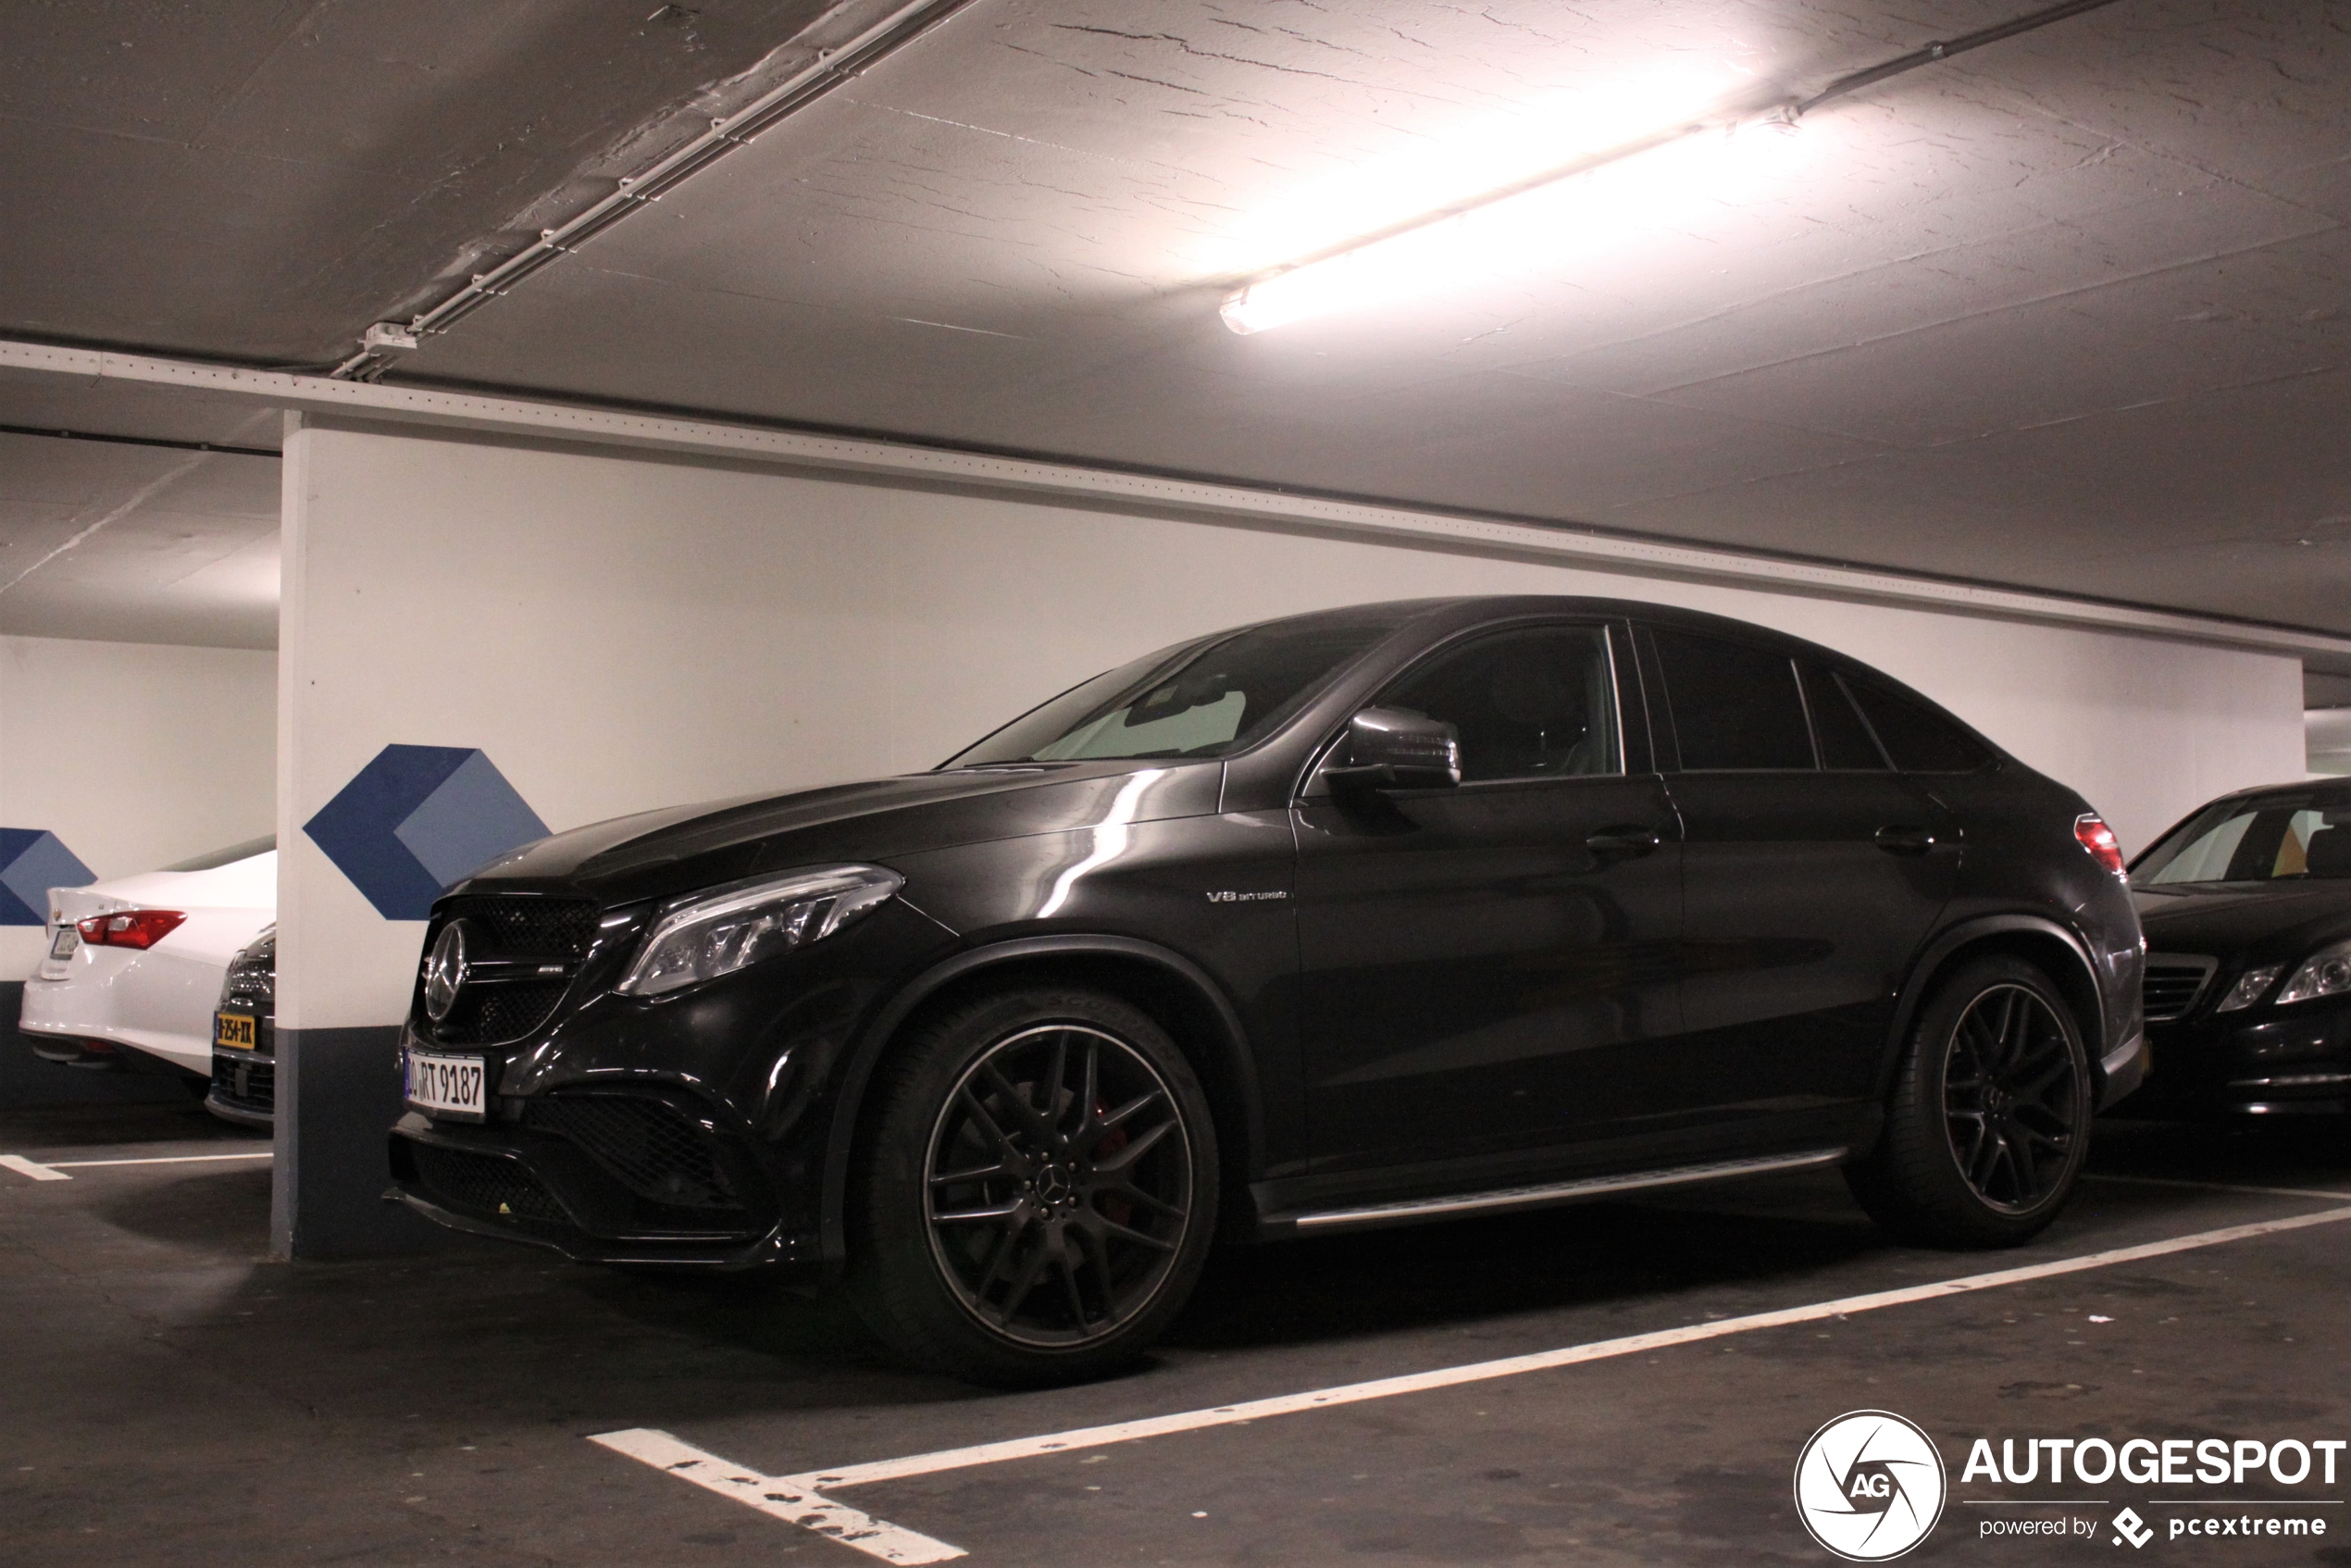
2274,940,2351,1007
616,865,903,997
2214,964,2284,1013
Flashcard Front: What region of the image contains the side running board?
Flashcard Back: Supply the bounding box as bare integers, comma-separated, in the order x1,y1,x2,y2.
1287,1147,1848,1232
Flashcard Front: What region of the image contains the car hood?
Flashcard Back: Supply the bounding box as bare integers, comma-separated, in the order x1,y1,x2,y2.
2132,881,2351,962
461,761,1223,906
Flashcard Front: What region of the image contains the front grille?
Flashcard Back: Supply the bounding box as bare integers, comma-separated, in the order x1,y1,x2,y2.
432,980,570,1046
222,971,273,1004
525,1095,740,1210
438,896,599,961
209,1053,274,1114
223,927,275,1008
2145,954,2220,1022
410,1144,565,1224
417,897,599,1045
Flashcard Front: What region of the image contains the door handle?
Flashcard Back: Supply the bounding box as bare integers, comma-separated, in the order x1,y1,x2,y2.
1586,825,1663,859
1874,825,1938,855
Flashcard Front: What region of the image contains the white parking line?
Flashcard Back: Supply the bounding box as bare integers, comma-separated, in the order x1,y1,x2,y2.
590,1429,964,1564
0,1151,272,1181
593,1201,2351,1562
50,1151,272,1169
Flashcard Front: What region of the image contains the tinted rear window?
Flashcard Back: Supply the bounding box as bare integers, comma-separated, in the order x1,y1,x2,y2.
1653,629,1814,770
1844,678,1993,773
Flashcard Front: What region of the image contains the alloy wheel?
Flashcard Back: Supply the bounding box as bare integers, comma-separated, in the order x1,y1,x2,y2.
1941,983,2083,1213
923,1023,1195,1348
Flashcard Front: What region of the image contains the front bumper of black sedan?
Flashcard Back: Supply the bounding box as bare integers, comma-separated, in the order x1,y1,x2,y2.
2123,993,2351,1115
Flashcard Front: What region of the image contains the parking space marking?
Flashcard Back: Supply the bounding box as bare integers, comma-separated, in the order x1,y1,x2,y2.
0,1151,272,1182
802,1203,2351,1487
49,1151,272,1169
590,1429,964,1563
595,1201,2351,1558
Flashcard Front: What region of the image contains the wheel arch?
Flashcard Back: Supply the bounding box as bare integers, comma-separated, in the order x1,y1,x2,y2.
817,935,1265,1267
1879,915,2108,1101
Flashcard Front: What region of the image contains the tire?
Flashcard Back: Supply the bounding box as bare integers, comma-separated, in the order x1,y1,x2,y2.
845,986,1219,1386
1846,955,2093,1248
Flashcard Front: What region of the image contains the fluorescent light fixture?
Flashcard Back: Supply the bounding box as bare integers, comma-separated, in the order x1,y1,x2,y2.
1220,100,1803,335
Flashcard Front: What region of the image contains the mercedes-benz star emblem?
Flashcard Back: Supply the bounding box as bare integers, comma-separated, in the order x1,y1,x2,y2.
423,920,470,1023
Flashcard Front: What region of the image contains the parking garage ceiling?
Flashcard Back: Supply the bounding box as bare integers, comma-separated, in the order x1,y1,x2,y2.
4,0,2349,645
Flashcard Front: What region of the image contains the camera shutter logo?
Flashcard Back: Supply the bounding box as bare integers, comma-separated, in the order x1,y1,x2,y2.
1794,1411,1947,1561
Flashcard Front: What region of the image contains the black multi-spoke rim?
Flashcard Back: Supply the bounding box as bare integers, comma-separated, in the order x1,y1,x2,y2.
1942,985,2083,1213
924,1024,1193,1349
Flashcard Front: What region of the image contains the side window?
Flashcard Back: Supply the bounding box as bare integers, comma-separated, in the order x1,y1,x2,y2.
1843,677,1994,773
1801,663,1889,770
1380,626,1620,784
1652,629,1814,771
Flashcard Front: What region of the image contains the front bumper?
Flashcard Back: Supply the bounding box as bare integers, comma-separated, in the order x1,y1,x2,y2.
387,1101,815,1273
206,1047,275,1129
384,892,954,1270
2121,996,2351,1116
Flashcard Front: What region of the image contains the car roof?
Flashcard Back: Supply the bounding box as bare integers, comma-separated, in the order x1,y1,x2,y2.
1238,594,1916,677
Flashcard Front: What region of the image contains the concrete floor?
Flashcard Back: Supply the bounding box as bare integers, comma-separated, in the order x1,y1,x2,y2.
4,1097,2349,1566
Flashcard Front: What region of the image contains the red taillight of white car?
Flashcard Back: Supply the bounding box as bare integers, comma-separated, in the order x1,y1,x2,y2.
2073,814,2126,876
76,909,187,949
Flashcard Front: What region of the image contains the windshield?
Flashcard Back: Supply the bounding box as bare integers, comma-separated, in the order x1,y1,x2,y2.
943,612,1409,767
2133,793,2351,886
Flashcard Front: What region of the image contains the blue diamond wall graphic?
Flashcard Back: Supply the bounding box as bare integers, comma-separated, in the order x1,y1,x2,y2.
0,829,94,926
304,745,550,920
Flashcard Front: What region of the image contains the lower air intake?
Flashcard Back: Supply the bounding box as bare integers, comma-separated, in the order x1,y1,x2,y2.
412,1143,565,1224
525,1095,740,1210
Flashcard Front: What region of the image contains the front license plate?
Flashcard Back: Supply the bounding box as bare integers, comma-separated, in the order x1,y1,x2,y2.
215,1011,256,1051
48,927,76,959
404,1050,488,1121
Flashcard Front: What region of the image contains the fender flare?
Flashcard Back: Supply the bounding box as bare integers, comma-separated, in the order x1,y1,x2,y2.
1879,912,2108,1098
816,933,1265,1266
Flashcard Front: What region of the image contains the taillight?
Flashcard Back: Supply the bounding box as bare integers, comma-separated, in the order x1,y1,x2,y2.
76,909,187,950
2073,814,2125,877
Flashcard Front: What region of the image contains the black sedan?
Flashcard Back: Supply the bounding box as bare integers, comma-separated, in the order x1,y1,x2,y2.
2129,781,2351,1115
387,596,2145,1384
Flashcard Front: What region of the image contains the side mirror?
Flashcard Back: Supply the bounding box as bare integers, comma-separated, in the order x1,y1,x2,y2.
1325,706,1462,791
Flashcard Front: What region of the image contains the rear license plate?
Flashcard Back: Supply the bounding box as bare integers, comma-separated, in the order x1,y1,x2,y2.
404,1050,488,1121
48,927,76,959
215,1011,256,1051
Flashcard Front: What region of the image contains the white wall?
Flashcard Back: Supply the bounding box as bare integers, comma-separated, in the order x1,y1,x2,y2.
281,419,2304,1029
0,635,276,977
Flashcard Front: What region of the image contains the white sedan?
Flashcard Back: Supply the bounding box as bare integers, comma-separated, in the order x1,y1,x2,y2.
20,840,276,1077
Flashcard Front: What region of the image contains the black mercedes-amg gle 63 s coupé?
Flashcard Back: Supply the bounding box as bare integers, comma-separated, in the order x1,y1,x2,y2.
388,596,2146,1384
2125,779,2351,1118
